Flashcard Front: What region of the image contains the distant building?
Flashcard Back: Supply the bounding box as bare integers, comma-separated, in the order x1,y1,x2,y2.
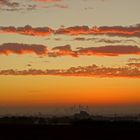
74,111,90,119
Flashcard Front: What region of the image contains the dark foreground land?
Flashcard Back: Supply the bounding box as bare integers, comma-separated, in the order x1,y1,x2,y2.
1,111,140,140
0,122,140,140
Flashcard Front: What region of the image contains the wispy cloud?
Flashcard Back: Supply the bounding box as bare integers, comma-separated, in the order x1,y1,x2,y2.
41,4,68,9
0,0,19,7
73,37,137,44
128,58,140,62
0,0,37,11
0,0,20,11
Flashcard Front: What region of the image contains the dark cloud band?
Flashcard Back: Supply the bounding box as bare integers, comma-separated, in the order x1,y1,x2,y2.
0,43,140,57
0,43,47,55
1,24,140,38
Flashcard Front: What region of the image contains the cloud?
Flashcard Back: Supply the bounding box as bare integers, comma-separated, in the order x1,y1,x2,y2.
49,44,78,57
0,0,67,11
52,44,71,51
74,37,86,41
127,63,140,68
0,25,54,36
1,24,140,37
56,24,140,38
0,0,37,11
0,43,47,55
0,43,140,57
56,26,90,35
51,4,68,9
128,58,140,62
0,0,19,7
0,64,140,78
42,4,68,9
77,45,140,56
51,45,140,57
54,38,61,41
73,37,136,44
0,0,21,11
26,64,32,67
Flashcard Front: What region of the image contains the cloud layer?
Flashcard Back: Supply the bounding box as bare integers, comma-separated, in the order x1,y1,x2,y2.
1,24,140,37
56,24,140,38
77,45,140,56
0,43,140,57
50,45,140,57
0,64,140,78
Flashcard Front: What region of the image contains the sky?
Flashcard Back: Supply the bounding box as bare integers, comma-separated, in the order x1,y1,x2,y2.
0,0,140,115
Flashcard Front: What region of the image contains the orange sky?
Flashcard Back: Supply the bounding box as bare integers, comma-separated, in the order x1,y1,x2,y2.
0,0,140,114
0,76,140,108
